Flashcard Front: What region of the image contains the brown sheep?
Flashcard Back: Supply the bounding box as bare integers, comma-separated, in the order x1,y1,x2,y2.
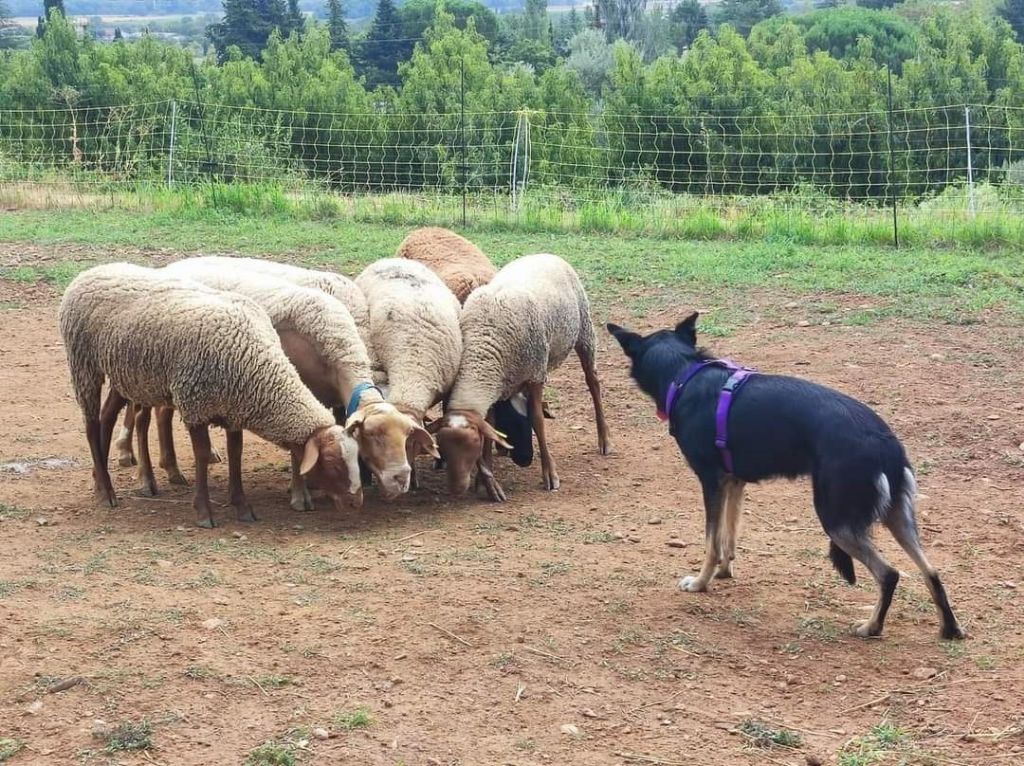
396,227,497,304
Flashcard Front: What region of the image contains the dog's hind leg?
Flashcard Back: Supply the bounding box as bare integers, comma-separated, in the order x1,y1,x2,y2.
884,470,965,640
680,476,726,593
829,527,900,638
715,478,746,579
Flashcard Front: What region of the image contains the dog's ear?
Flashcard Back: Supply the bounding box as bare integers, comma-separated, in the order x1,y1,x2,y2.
607,323,642,357
674,312,699,346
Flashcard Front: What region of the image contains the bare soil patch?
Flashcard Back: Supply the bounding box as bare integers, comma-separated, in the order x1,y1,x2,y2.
1,260,1022,766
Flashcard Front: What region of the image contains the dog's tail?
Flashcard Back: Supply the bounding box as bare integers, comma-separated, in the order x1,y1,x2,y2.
828,541,856,585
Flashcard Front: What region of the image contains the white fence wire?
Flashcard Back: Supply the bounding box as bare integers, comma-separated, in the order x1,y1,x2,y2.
2,99,1024,223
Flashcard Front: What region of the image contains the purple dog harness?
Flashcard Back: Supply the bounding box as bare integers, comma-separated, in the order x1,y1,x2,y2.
658,359,757,475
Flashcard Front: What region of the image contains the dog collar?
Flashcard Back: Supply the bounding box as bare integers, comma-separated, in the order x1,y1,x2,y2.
347,382,383,418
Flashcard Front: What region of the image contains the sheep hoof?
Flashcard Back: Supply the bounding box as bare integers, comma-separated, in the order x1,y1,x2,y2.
481,476,507,502
165,469,189,486
133,482,157,498
543,474,560,491
195,515,215,529
209,447,223,464
290,496,314,512
599,442,614,456
117,453,137,467
234,505,257,523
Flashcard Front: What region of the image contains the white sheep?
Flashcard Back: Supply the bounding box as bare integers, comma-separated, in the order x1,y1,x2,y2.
145,260,435,504
355,258,462,488
395,227,497,304
59,263,361,527
111,255,371,469
429,253,612,500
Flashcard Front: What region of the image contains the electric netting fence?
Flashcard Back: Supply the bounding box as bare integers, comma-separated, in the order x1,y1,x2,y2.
3,99,1024,230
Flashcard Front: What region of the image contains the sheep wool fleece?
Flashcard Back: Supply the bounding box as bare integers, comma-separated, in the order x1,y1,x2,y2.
449,253,594,414
162,259,373,395
355,258,462,414
180,255,370,336
59,263,334,447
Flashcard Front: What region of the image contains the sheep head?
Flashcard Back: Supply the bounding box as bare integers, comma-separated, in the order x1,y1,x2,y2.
429,409,512,496
346,402,438,499
298,425,362,510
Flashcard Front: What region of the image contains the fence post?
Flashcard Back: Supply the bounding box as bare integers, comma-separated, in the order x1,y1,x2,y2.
459,56,467,227
885,65,899,248
510,111,531,212
167,99,177,188
965,106,975,217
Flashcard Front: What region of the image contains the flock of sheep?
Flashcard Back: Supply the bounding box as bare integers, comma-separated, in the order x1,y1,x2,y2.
59,228,612,527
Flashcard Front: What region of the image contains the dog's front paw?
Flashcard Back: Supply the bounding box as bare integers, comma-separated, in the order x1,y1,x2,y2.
678,575,707,593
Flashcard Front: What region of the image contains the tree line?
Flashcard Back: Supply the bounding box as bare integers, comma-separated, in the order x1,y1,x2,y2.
2,0,1024,203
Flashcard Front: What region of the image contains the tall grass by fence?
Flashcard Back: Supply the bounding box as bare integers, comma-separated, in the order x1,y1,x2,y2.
3,98,1024,244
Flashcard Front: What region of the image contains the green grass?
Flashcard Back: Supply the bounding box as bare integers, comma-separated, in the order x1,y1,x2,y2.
0,738,24,762
1,191,1023,323
838,722,911,766
246,741,297,766
334,706,372,730
737,719,803,749
103,719,153,752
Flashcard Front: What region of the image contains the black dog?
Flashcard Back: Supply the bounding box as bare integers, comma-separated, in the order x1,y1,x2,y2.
491,394,555,467
608,313,964,640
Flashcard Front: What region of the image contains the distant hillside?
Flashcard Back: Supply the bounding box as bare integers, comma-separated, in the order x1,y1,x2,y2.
6,0,526,20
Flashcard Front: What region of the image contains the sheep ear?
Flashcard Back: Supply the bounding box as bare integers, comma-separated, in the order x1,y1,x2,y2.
607,323,642,358
426,417,445,435
510,392,528,418
344,408,366,437
481,421,513,450
299,436,320,476
674,312,699,345
409,425,441,459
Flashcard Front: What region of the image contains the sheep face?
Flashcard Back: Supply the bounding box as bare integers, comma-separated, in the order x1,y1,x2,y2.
431,410,512,496
346,403,439,499
299,425,363,510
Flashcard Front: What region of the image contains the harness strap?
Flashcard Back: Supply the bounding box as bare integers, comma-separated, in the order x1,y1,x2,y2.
714,369,755,474
347,381,383,419
661,358,757,475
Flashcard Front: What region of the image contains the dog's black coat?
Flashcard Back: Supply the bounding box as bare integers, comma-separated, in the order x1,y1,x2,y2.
610,319,908,543
607,313,964,640
492,399,534,467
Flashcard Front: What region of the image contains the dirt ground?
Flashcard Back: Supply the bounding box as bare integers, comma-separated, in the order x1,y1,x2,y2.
1,249,1023,766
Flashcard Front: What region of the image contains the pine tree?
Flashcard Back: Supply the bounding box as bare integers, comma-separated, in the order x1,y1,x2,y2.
1001,0,1024,43
36,0,64,37
715,0,782,38
208,0,291,61
670,0,709,51
286,0,303,35
524,0,550,42
326,0,348,50
360,0,402,88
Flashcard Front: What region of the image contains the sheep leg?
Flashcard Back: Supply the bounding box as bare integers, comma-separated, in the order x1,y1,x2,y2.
406,441,420,491
528,382,559,491
98,388,127,467
155,405,190,486
86,416,117,509
188,424,216,528
226,429,256,522
114,403,137,467
576,345,612,456
132,405,158,497
289,451,314,512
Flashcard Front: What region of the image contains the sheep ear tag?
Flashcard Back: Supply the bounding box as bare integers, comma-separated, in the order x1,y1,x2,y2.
656,409,669,422
299,436,320,475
